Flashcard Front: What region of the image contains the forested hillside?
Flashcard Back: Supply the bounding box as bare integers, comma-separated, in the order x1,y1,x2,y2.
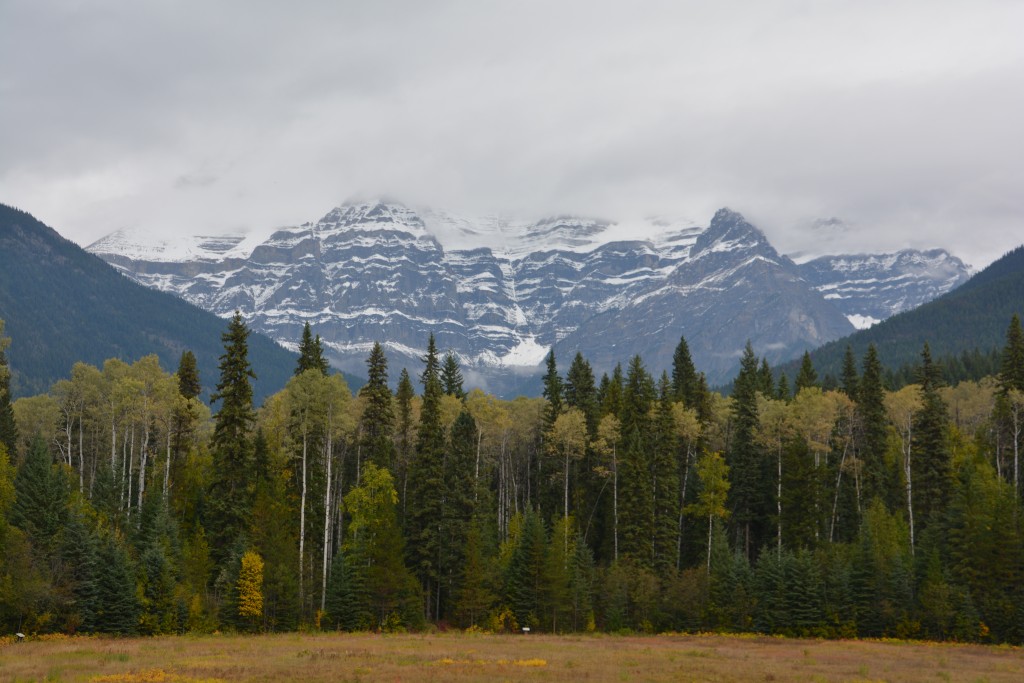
1,312,1024,643
792,245,1024,385
0,203,305,402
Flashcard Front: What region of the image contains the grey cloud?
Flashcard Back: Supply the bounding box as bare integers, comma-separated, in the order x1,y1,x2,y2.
2,0,1023,269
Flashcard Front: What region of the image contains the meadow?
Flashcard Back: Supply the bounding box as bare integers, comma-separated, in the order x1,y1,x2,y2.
2,632,1023,683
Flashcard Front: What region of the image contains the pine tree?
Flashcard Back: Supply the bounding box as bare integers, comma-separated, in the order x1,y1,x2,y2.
858,345,893,508
564,352,598,434
394,368,415,524
454,521,495,628
795,352,819,394
360,342,395,469
11,435,69,553
618,355,655,567
407,333,446,621
441,410,477,619
542,349,563,430
999,314,1024,393
208,311,257,562
729,342,767,559
441,352,466,400
0,320,17,456
94,532,141,635
505,508,547,629
652,374,680,574
177,350,201,399
840,345,859,399
671,335,699,407
59,511,100,632
912,343,951,535
324,550,370,630
601,363,624,417
759,358,775,396
776,374,791,401
295,323,329,376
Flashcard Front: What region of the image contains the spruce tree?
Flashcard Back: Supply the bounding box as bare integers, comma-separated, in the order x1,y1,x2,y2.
11,435,69,553
795,351,818,394
324,550,370,630
858,345,892,508
94,532,141,635
999,314,1024,393
542,349,563,430
208,311,257,561
407,333,446,620
840,345,859,399
394,368,415,524
0,321,17,457
671,335,699,406
618,355,655,567
651,374,680,574
505,508,547,629
59,511,100,632
600,363,624,417
758,358,775,396
295,322,330,377
564,352,598,434
454,520,495,627
177,350,201,399
912,343,951,532
441,410,477,619
441,351,466,400
359,342,395,469
729,342,767,558
776,373,791,401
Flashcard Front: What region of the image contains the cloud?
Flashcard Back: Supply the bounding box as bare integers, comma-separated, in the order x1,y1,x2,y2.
2,0,1023,268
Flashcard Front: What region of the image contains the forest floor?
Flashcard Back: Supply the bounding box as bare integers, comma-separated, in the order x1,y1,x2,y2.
2,631,1023,682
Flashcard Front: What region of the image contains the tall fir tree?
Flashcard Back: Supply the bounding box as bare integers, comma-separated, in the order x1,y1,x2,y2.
295,322,329,376
618,355,655,567
441,352,466,400
542,349,563,429
795,351,819,394
177,350,201,400
0,320,18,456
840,345,859,399
652,373,681,574
564,352,598,434
758,358,775,396
729,342,767,559
94,532,141,635
440,410,477,619
671,335,699,407
999,314,1024,393
858,345,893,508
359,342,395,469
407,333,446,620
394,368,416,524
912,343,951,534
208,311,257,562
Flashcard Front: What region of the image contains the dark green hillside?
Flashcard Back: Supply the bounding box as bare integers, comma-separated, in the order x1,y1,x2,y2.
790,244,1024,383
0,203,307,402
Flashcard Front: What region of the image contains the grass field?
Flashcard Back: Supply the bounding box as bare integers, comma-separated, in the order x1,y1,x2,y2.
2,632,1023,683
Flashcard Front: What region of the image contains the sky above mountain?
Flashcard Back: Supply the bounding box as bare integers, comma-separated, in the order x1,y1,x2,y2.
2,0,1023,269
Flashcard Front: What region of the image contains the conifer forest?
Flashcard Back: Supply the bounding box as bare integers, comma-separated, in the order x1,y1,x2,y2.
2,313,1024,644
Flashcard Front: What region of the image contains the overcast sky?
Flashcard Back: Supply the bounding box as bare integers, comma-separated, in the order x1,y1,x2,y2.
2,0,1023,268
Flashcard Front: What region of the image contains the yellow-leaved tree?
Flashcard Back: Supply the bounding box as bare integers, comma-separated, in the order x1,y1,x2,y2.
237,550,264,628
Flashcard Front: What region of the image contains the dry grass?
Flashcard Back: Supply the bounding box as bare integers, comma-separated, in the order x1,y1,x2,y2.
2,631,1022,682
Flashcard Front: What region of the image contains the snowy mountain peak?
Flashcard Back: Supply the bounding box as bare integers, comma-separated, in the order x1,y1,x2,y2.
692,208,774,257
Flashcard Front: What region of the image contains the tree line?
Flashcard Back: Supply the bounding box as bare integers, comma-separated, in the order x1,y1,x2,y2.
0,313,1023,641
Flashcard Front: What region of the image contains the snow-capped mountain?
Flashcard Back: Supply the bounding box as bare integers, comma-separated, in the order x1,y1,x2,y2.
87,201,970,390
797,250,971,330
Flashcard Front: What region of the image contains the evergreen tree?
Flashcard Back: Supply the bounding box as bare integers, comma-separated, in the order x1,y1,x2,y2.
729,342,767,559
407,334,446,620
999,314,1024,393
619,355,655,567
651,374,680,574
600,363,624,417
11,435,69,553
542,349,563,430
59,510,100,632
0,321,17,456
177,350,201,399
795,351,819,394
671,335,699,406
505,508,547,629
441,410,477,619
394,368,415,524
208,311,257,562
758,358,775,396
776,374,791,402
359,342,395,469
295,323,329,377
324,549,370,630
564,352,598,434
94,532,141,635
441,352,466,400
912,343,951,532
840,345,859,399
454,520,495,627
858,345,893,508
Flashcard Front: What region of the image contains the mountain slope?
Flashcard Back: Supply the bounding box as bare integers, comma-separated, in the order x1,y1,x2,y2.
87,200,971,390
798,244,1024,381
0,203,301,402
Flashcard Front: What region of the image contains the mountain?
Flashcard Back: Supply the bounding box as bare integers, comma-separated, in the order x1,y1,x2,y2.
795,244,1024,382
0,203,303,402
796,249,970,329
87,200,970,390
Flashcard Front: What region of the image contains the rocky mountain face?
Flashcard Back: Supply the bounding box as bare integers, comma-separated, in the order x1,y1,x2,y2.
797,250,971,329
87,201,970,391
